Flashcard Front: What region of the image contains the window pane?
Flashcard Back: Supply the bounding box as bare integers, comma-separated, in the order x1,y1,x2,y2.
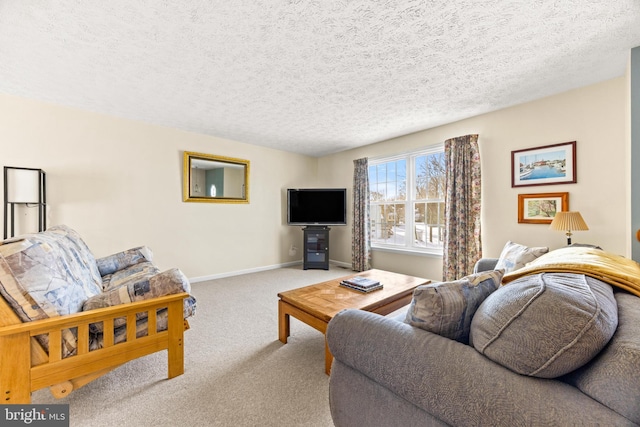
384,203,406,245
387,161,396,182
371,202,406,245
370,205,384,240
370,183,378,201
427,152,446,199
375,183,386,201
368,167,376,186
413,202,425,247
385,182,396,201
393,203,405,225
415,155,427,200
426,202,438,224
371,204,394,243
397,160,407,200
376,163,387,181
414,203,425,223
427,202,444,245
413,201,445,248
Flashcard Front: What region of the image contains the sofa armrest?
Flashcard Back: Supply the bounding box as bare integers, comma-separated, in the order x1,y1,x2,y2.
326,309,634,426
96,246,154,276
473,257,498,273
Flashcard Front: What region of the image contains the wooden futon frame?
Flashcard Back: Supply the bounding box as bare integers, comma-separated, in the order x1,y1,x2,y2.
0,292,190,404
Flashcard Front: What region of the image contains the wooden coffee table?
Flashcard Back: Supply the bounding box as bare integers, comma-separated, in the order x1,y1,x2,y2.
278,269,430,374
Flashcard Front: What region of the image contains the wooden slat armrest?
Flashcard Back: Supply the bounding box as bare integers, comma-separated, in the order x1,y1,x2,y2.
0,293,189,337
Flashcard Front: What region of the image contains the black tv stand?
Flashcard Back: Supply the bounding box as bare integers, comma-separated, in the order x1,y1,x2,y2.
303,226,330,270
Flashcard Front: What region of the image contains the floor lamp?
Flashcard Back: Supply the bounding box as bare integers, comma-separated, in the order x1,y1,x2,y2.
3,166,46,239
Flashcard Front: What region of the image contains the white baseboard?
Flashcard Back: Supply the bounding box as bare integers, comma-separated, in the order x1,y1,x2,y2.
188,259,351,282
330,259,351,269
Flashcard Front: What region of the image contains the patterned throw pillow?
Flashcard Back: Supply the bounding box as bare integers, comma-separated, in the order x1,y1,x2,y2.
404,269,504,344
495,241,548,273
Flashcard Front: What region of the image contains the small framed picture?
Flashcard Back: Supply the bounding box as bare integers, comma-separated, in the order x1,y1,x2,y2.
518,192,569,224
511,141,576,187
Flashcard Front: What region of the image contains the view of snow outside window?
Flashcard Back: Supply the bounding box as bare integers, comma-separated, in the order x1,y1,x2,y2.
369,146,445,254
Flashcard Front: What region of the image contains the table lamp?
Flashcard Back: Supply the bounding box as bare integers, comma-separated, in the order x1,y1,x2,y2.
549,211,589,245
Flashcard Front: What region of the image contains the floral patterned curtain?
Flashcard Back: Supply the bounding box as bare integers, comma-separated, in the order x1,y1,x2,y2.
443,135,482,281
352,158,371,271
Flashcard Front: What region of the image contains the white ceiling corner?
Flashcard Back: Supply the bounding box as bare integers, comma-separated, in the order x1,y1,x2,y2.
1,1,639,157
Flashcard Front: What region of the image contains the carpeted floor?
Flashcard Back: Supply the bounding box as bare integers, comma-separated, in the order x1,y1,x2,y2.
31,265,354,427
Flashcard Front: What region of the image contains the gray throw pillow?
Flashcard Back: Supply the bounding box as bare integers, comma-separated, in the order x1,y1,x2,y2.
495,241,548,273
470,273,618,378
405,269,504,344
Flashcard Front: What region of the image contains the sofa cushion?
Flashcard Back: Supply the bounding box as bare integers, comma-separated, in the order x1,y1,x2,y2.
101,261,160,291
404,269,504,344
495,241,548,273
96,246,154,278
83,268,192,332
0,225,103,321
0,225,104,358
470,273,618,378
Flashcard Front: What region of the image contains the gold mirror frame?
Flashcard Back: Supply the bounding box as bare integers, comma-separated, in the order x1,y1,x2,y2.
183,151,250,203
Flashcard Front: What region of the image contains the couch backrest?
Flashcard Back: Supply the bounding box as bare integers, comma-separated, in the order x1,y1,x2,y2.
0,225,103,324
561,290,640,424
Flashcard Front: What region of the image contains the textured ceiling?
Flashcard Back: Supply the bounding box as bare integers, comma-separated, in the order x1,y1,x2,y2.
1,2,640,157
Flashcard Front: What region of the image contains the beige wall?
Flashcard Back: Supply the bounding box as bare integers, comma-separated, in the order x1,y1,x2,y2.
0,77,628,282
0,93,317,280
321,77,628,281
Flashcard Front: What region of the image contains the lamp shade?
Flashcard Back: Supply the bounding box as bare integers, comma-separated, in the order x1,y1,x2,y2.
549,211,589,232
6,168,41,203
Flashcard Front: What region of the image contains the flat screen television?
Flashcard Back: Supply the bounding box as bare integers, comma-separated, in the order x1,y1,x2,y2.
287,188,347,226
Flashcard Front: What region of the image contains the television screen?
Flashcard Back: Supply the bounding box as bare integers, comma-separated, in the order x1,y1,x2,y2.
287,188,347,226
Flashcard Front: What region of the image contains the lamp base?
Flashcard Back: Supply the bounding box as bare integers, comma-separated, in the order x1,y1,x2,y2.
565,231,573,246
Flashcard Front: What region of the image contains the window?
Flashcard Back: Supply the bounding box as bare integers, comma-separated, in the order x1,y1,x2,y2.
369,144,445,254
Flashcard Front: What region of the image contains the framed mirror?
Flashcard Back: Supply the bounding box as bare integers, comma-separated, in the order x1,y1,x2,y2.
183,151,250,203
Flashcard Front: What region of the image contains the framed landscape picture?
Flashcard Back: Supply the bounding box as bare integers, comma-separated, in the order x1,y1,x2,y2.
518,192,569,224
511,141,576,187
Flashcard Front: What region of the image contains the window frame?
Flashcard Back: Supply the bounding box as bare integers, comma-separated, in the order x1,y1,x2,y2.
368,143,445,256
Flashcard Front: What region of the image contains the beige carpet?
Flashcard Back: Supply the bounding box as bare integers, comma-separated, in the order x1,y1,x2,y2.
32,265,354,427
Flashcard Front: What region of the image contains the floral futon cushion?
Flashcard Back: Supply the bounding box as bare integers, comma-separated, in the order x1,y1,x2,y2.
83,268,193,332
0,225,103,321
0,225,104,357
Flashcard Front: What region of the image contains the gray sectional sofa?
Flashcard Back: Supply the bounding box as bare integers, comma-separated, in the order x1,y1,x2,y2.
327,247,640,426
